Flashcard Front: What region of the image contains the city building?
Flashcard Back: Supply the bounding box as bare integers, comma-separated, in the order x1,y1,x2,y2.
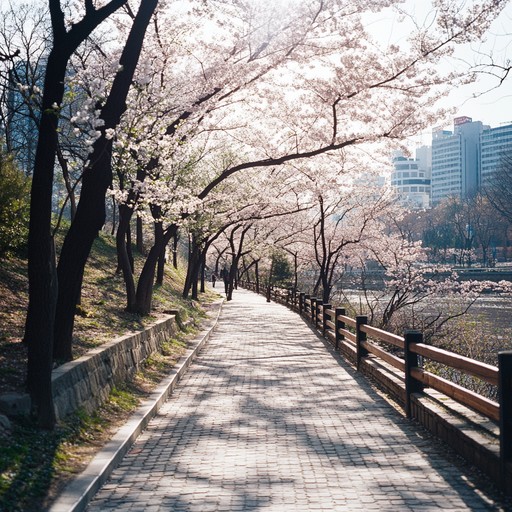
1,60,44,174
391,149,431,209
430,116,485,205
480,122,512,187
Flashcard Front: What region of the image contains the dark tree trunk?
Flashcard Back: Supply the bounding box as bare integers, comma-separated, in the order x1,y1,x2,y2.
266,257,275,302
53,0,159,360
24,0,128,427
172,230,179,269
200,249,207,293
126,223,134,272
133,244,159,315
116,204,136,310
54,138,114,360
57,145,77,221
191,266,199,300
183,236,201,299
255,260,260,294
110,195,117,236
133,224,177,314
136,215,144,254
215,246,227,275
292,253,298,291
155,220,165,285
25,47,72,428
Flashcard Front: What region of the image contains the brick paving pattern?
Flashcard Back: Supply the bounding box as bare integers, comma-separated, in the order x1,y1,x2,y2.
87,289,505,511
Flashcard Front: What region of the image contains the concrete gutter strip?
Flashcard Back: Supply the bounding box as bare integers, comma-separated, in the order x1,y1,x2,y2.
49,299,224,512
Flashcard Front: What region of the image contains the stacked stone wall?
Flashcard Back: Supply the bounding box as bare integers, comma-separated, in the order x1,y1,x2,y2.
51,315,178,420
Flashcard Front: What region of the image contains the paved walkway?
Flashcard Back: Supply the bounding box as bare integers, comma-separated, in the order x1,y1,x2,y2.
86,289,505,511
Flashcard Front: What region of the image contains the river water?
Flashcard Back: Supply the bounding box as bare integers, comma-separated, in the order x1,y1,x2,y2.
336,288,512,358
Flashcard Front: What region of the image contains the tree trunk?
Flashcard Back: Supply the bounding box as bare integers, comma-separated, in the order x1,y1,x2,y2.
214,246,227,275
266,257,274,302
155,220,165,285
110,195,117,236
200,249,206,293
56,146,77,221
183,237,201,299
25,46,69,428
172,230,179,269
136,215,144,254
53,0,159,359
191,265,199,300
116,204,137,310
255,260,260,294
133,244,159,315
54,138,113,360
24,0,128,426
126,223,134,272
133,224,177,314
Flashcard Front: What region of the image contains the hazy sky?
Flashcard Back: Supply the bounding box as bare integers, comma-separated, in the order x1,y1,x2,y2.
366,0,512,145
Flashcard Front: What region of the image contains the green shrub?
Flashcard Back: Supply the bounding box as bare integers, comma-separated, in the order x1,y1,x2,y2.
0,149,30,257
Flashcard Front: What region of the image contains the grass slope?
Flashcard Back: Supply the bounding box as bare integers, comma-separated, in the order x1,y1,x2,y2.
0,230,218,511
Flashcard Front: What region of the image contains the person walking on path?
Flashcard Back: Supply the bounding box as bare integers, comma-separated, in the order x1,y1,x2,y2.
221,266,229,295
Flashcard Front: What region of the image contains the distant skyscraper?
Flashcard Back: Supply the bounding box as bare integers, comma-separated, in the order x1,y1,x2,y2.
431,117,484,205
391,149,431,209
2,60,44,174
480,122,512,187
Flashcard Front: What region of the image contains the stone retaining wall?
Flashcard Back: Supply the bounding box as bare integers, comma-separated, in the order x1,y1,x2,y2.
51,315,178,421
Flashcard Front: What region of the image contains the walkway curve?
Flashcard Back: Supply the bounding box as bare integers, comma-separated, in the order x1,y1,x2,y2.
86,289,505,511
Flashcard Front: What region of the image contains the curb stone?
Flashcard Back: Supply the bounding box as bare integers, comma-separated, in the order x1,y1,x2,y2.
48,298,224,512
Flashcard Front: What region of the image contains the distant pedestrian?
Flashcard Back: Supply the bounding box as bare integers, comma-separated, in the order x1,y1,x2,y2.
221,267,229,295
211,273,217,287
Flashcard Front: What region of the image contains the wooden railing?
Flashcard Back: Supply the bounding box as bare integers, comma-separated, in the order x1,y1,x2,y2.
242,281,512,490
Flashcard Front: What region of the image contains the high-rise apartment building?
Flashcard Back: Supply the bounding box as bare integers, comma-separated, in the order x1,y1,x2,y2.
391,149,431,209
480,123,512,187
391,117,512,209
430,116,485,205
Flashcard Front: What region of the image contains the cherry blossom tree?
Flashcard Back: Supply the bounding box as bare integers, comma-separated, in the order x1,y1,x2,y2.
53,0,161,361
12,0,508,426
24,0,128,428
338,212,512,339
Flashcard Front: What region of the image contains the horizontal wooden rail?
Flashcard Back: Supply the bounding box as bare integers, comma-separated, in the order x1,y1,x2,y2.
411,343,499,386
411,368,500,422
239,280,511,490
339,328,356,343
361,324,404,349
338,315,356,328
361,340,405,373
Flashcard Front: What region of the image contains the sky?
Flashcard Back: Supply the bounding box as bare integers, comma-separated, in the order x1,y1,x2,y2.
366,0,512,146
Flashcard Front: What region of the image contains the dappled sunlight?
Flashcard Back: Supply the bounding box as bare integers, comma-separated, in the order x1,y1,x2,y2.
87,289,506,511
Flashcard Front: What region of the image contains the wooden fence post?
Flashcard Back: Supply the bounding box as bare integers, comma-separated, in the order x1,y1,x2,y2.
322,304,331,336
499,351,512,492
335,307,345,351
315,300,323,329
355,315,368,371
304,294,310,318
310,298,317,325
299,293,305,315
404,330,424,419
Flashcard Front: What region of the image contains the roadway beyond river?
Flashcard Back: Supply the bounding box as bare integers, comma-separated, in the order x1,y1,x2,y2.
85,289,508,511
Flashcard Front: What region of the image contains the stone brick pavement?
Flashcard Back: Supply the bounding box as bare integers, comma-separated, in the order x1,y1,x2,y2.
86,289,506,511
